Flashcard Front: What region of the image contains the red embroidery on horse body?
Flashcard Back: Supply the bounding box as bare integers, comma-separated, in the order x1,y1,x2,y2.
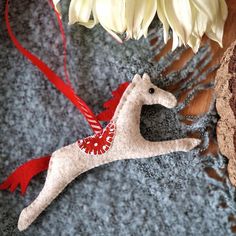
78,122,116,155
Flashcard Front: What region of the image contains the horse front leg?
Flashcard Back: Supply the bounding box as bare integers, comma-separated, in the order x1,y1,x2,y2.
128,138,201,159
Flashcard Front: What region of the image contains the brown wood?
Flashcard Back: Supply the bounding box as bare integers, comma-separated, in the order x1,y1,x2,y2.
154,0,236,153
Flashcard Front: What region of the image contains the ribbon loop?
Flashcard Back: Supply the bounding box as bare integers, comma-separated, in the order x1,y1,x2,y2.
5,0,103,133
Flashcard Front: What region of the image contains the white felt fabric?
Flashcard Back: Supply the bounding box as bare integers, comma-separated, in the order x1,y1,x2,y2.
18,74,200,231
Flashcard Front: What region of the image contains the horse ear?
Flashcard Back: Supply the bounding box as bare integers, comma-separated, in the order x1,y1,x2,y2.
132,74,142,83
142,73,151,81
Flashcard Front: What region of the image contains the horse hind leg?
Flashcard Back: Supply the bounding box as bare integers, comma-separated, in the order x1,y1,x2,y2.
18,151,77,231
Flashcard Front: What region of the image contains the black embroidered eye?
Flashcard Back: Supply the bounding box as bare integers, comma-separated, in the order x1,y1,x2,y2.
149,88,155,94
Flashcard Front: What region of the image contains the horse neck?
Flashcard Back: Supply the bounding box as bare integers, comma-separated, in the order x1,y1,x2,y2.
112,84,143,138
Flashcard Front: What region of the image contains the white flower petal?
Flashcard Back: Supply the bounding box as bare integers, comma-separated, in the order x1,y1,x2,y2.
192,10,207,38
206,21,224,47
178,37,183,47
101,26,123,43
125,0,146,39
162,0,193,44
53,0,61,14
172,31,179,51
141,0,157,38
52,0,61,15
95,0,126,34
205,0,227,47
192,0,219,22
219,0,228,21
187,35,201,53
76,4,98,29
157,0,170,43
69,0,94,25
64,0,228,53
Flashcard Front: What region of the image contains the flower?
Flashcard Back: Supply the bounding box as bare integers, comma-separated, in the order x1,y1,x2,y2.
53,0,228,52
157,0,228,52
54,0,157,43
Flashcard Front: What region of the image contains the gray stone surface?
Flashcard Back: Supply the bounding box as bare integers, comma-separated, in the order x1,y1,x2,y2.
1,1,236,235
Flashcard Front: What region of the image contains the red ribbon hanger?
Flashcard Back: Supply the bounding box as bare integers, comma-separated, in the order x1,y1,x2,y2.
1,0,132,196
0,0,105,195
5,0,103,134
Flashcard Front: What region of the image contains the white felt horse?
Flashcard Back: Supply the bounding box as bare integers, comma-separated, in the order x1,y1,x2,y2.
17,73,200,231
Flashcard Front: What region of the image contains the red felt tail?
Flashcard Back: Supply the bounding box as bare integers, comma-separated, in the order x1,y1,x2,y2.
0,156,50,195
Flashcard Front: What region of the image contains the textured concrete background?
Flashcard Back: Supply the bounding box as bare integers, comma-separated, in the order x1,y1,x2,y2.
1,1,236,235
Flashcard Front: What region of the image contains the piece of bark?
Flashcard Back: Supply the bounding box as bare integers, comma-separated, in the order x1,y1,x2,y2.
215,40,236,185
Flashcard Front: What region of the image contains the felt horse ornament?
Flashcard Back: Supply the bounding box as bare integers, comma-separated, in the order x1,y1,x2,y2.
0,0,201,232
10,74,201,231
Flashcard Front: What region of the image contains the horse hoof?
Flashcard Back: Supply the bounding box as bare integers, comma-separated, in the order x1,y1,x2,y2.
185,138,201,151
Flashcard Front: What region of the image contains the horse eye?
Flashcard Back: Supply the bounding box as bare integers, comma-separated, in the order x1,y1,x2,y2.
149,88,155,94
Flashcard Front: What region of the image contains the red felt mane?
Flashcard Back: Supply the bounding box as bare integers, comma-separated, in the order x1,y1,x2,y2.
97,82,130,122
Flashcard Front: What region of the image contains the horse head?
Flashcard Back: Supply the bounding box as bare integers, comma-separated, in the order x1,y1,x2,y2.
132,73,177,109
